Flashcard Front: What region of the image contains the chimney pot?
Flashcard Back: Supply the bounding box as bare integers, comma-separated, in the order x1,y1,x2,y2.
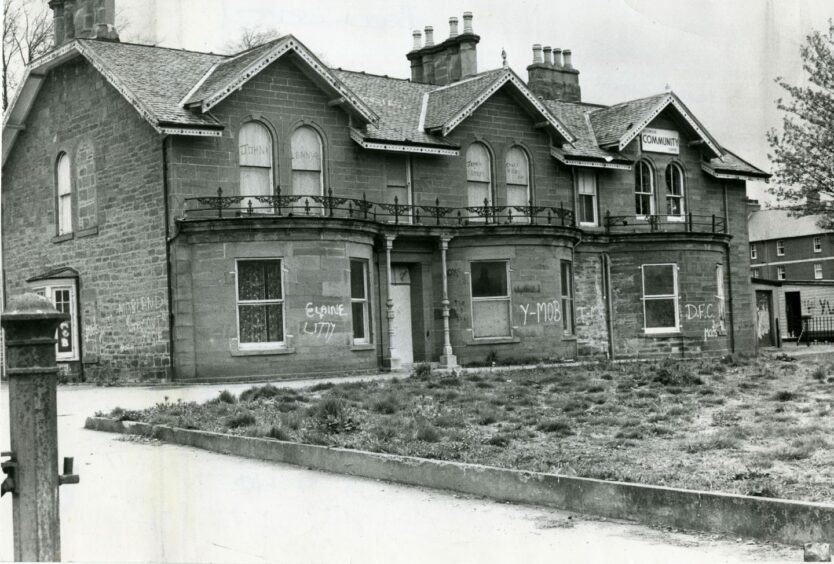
424,26,434,46
449,17,459,38
543,46,553,66
412,30,422,50
532,44,543,64
553,47,563,67
563,49,573,69
463,12,473,34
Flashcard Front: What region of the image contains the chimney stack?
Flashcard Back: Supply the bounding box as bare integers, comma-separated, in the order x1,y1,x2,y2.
526,42,580,102
412,29,422,50
49,0,119,46
406,13,480,85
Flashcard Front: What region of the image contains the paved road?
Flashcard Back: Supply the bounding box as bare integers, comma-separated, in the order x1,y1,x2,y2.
0,379,798,563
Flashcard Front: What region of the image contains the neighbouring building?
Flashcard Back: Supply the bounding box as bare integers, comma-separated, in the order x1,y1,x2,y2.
749,208,834,346
1,2,770,382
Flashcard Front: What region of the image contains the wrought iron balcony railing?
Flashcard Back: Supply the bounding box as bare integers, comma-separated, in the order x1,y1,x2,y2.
604,211,727,234
183,187,576,228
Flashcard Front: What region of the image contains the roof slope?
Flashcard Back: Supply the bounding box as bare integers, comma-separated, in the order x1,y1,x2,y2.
749,209,830,242
588,93,668,147
79,39,224,127
423,70,504,130
546,100,629,164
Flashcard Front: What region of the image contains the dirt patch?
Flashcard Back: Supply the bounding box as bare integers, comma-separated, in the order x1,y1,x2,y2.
96,356,834,502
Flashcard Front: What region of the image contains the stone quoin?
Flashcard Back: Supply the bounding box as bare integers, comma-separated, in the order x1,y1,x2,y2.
1,2,770,381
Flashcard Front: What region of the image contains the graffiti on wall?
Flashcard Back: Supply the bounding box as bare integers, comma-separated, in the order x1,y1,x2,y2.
302,302,346,342
803,298,834,316
518,300,561,325
684,300,726,342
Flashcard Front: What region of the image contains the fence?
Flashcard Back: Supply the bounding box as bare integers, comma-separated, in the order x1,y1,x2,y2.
604,211,727,234
798,316,834,345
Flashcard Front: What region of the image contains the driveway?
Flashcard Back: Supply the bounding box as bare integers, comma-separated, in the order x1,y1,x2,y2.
0,379,798,563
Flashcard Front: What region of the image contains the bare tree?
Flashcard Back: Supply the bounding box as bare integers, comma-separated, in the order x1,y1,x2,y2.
226,25,282,53
3,0,53,111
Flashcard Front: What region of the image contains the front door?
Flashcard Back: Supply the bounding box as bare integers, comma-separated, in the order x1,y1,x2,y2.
756,290,775,348
785,291,802,339
391,265,413,365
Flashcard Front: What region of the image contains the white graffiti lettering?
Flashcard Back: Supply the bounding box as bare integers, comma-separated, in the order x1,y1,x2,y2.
519,300,561,325
303,321,336,342
305,302,347,319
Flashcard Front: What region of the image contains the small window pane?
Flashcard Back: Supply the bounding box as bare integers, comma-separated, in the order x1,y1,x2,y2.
471,262,507,297
291,127,322,171
505,147,528,185
560,262,571,296
507,185,528,208
239,122,272,167
239,304,283,343
292,170,322,198
579,194,595,223
643,265,674,295
385,155,408,187
472,301,511,338
467,181,490,208
352,302,366,339
645,299,676,328
350,260,366,299
240,168,271,199
466,143,491,182
238,262,265,300
264,262,282,300
57,154,71,195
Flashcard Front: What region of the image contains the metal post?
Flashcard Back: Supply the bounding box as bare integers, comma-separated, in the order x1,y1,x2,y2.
438,236,457,369
1,293,79,562
384,235,400,370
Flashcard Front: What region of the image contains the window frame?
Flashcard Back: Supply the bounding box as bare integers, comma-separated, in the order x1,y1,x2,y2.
634,160,655,219
465,142,494,222
750,244,757,260
560,260,575,336
290,125,326,215
505,145,531,224
777,266,786,281
350,259,372,345
752,267,760,278
384,154,413,224
576,169,598,227
776,240,785,256
664,162,685,221
469,260,512,339
56,152,73,235
641,263,680,335
814,263,823,280
32,280,79,361
235,258,286,350
814,237,822,253
238,120,275,214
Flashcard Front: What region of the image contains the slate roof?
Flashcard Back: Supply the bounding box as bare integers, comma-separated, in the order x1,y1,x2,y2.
749,209,829,242
332,70,446,146
588,93,668,147
78,39,224,128
546,100,629,162
423,70,505,130
706,150,770,178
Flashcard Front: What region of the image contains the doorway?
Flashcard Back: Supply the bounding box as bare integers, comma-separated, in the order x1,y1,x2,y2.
756,290,775,348
785,291,801,339
391,265,414,365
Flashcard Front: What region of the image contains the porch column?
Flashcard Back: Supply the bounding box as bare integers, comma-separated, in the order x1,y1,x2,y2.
438,236,458,368
384,234,401,370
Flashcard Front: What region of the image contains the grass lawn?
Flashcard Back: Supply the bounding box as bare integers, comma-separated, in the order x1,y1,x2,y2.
100,355,834,503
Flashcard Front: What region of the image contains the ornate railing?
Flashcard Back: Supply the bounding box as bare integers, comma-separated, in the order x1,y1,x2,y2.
184,187,576,228
604,211,727,234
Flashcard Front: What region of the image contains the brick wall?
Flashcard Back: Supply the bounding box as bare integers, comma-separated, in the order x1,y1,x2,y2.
751,233,834,281
1,58,169,381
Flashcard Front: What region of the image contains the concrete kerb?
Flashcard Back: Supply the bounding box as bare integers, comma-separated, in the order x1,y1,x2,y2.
85,416,834,546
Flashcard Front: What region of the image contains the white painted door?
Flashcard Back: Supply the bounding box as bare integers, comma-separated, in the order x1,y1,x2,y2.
391,267,413,365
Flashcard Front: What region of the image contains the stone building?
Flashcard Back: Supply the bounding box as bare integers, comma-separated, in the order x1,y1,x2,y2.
1,2,769,381
749,208,834,345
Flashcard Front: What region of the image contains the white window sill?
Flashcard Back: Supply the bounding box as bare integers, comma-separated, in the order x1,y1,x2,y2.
579,222,599,228
230,339,294,357
667,216,685,222
351,343,375,351
466,336,520,346
643,329,681,337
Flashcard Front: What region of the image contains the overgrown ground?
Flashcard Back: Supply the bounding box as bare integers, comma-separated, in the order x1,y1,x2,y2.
100,355,834,502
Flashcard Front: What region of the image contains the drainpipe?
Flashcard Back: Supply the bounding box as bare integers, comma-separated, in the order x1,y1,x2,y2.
438,235,457,368
603,252,615,360
384,234,400,370
723,183,735,353
162,136,175,379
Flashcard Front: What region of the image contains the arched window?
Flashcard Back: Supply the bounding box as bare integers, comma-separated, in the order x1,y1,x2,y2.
466,142,492,220
291,126,324,212
56,153,72,235
634,160,655,217
505,146,530,223
665,162,685,219
238,122,273,212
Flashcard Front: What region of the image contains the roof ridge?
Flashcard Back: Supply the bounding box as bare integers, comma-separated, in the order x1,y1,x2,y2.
332,68,414,82
218,35,289,64
590,91,669,114
76,37,226,58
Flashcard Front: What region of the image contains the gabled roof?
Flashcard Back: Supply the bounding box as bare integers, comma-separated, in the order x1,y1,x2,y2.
422,69,574,143
27,266,80,282
183,35,378,126
703,149,770,181
588,92,723,157
749,209,830,242
545,100,632,169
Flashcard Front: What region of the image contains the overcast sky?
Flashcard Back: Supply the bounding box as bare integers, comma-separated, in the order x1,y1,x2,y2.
118,0,834,205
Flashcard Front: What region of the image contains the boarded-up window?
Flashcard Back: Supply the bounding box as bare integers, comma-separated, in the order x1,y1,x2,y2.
351,259,371,344
471,261,511,338
237,259,284,346
665,163,685,217
505,147,530,223
385,154,412,223
466,143,492,218
635,160,654,216
561,261,575,335
56,153,72,235
239,122,273,212
642,264,678,333
75,141,97,230
291,126,323,211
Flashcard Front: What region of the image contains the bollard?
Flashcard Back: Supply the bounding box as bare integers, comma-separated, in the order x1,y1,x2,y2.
1,293,76,562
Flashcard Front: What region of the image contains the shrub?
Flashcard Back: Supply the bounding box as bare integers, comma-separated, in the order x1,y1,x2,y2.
536,419,573,435
312,397,359,434
773,390,796,402
485,350,499,365
415,425,440,443
239,384,282,402
266,426,290,441
309,382,335,392
653,360,703,386
811,365,828,381
225,412,256,428
485,434,510,447
412,362,433,379
372,395,400,415
476,411,498,425
217,390,237,404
